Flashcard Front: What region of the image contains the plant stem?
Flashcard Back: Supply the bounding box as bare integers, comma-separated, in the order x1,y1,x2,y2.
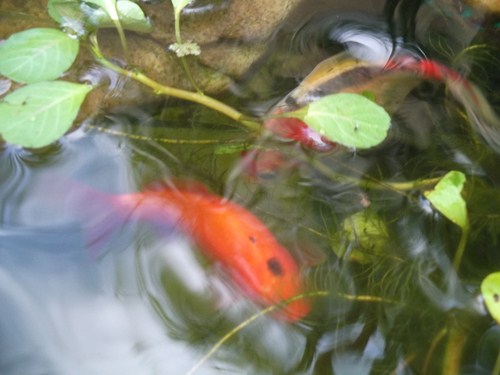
307,156,441,192
111,18,128,57
423,328,447,375
441,324,466,375
92,43,260,132
174,9,202,93
85,124,253,145
185,290,329,375
452,223,469,272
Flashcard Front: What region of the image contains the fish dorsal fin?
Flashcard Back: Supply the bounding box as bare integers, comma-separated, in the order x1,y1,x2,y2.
298,52,373,93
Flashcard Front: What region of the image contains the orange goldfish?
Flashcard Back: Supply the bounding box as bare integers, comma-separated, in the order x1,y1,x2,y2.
106,182,310,321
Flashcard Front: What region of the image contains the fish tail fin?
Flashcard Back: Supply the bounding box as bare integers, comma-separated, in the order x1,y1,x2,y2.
36,175,130,259
447,78,500,153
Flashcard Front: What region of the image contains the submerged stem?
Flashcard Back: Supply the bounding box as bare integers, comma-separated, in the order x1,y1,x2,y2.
184,289,395,375
452,224,469,272
174,9,203,93
442,324,466,375
85,124,254,145
185,291,329,375
423,328,447,375
307,156,441,193
90,36,260,131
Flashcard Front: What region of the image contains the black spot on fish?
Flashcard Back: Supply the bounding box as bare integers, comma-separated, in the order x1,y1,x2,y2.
267,257,283,276
249,235,256,243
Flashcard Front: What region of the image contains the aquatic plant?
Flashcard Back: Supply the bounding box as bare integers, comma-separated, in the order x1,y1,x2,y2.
0,0,390,151
1,2,500,375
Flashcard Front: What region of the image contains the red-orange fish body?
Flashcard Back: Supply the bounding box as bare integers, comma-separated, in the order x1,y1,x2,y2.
112,186,310,321
264,53,471,152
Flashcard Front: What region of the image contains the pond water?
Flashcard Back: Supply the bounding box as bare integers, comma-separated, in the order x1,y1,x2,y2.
1,1,500,375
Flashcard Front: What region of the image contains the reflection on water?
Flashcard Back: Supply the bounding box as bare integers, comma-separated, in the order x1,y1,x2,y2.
0,227,222,375
0,128,312,374
1,0,500,374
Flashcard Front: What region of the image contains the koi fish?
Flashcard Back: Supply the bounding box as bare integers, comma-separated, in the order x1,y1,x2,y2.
263,52,423,152
386,55,500,153
264,52,500,153
103,181,310,321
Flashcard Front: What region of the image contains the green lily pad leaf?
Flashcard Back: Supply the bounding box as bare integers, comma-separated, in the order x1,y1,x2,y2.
0,28,79,84
424,171,468,229
481,272,500,324
290,93,391,149
0,81,92,148
87,0,152,32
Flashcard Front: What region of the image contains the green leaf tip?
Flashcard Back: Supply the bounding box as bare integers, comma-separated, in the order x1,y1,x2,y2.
424,171,468,229
481,272,500,324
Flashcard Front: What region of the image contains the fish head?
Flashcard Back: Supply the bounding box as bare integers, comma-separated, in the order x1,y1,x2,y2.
219,222,311,322
264,108,337,152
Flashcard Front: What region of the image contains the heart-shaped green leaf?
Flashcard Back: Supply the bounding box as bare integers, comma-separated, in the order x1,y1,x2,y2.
481,272,500,324
424,171,468,229
291,93,391,149
0,81,92,148
0,28,79,84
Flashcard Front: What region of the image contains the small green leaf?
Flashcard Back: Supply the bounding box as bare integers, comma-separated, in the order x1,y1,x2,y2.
290,93,391,149
0,28,79,84
0,81,92,148
47,0,80,23
481,272,500,324
87,0,152,32
424,171,468,229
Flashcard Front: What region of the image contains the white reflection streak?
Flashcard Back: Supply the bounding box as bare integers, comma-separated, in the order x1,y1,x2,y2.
0,243,209,375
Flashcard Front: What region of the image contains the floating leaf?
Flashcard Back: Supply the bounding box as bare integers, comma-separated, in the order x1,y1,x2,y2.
0,28,79,84
424,171,468,229
481,272,500,324
0,81,92,148
87,0,153,32
290,93,391,149
47,0,80,23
